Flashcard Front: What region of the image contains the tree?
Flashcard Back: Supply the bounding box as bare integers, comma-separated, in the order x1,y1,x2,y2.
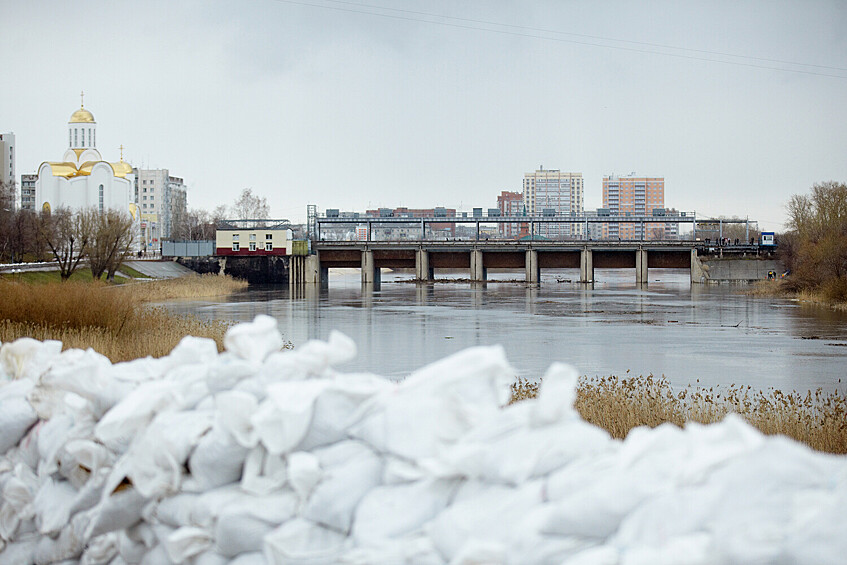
232,188,269,220
784,181,847,298
0,180,16,262
39,207,95,281
89,210,135,281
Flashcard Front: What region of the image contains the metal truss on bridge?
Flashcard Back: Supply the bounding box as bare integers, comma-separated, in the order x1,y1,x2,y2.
313,212,755,242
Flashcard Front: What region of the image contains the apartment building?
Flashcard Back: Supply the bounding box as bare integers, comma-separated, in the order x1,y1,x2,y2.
602,174,665,240
522,168,584,238
497,190,524,238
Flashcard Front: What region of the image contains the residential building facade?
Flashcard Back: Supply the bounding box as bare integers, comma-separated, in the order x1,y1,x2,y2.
20,174,36,210
602,174,665,240
0,133,16,208
497,190,524,238
522,168,584,238
133,168,187,249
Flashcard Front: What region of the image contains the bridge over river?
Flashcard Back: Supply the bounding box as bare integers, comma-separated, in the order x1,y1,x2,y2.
290,239,778,287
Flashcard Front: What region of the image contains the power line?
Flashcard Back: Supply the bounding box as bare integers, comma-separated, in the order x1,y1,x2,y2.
270,0,847,80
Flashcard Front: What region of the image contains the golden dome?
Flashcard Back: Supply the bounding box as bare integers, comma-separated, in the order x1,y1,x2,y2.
110,161,133,178
69,107,95,123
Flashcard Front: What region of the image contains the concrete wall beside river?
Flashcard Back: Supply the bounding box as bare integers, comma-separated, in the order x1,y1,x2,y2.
693,256,784,283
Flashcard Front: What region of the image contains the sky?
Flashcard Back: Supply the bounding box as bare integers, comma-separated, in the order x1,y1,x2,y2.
2,0,846,229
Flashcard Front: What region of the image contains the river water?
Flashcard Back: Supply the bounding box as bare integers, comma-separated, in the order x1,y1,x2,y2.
161,268,847,393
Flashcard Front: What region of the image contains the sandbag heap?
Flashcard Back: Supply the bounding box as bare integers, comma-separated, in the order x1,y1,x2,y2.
1,315,846,565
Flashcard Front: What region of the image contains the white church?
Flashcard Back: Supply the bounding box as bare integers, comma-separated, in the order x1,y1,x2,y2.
37,95,137,220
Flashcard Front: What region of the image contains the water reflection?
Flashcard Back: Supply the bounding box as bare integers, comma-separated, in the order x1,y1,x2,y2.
160,268,847,392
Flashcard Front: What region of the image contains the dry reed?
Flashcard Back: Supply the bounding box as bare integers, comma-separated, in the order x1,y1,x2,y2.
0,277,248,363
511,374,847,454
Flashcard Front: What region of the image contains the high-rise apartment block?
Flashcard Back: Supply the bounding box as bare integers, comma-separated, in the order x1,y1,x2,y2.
0,133,15,209
602,175,665,240
522,168,584,238
133,168,187,248
497,191,523,238
20,174,37,210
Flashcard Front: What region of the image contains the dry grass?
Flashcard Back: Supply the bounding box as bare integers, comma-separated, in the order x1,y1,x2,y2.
0,277,248,363
511,374,847,454
116,274,248,302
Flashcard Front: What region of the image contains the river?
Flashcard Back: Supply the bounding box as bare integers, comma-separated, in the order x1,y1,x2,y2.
160,268,847,393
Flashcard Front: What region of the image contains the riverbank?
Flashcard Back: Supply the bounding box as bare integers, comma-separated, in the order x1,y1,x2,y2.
0,275,248,362
749,279,847,311
512,374,847,454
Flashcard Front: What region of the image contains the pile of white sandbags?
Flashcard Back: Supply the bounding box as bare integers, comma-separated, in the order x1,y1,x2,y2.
1,315,846,565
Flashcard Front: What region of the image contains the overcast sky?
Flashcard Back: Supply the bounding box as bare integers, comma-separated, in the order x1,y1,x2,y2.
2,0,846,228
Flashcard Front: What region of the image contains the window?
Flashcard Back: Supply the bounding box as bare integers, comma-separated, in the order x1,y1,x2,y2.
232,242,240,251
74,129,78,146
69,131,72,146
99,184,104,212
249,234,256,241
265,233,273,240
249,242,256,251
265,242,273,251
232,234,239,241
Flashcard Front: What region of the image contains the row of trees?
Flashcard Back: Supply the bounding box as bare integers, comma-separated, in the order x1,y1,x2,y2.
2,181,135,281
783,181,847,299
169,188,271,241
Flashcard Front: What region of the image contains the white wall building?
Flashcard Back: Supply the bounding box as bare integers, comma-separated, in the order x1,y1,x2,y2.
133,168,187,248
522,167,584,238
0,132,15,208
36,99,136,219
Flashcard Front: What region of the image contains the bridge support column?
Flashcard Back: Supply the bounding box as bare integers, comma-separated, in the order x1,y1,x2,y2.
470,249,486,282
525,249,540,284
690,248,707,283
302,254,323,287
361,250,380,287
636,249,648,284
415,250,433,281
580,249,593,283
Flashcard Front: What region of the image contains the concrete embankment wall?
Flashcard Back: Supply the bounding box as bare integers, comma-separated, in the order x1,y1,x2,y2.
693,255,784,283
175,256,290,284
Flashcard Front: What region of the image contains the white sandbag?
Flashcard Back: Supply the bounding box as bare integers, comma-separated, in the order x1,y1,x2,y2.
164,526,213,564
302,441,383,533
215,390,261,448
125,410,213,498
81,533,119,565
224,315,284,362
149,493,200,528
94,380,184,453
206,356,260,394
0,538,38,565
116,522,157,563
531,362,580,426
348,346,514,461
138,543,171,565
263,517,348,565
353,479,460,545
287,451,321,502
192,550,230,565
36,348,128,419
0,337,62,382
161,336,219,373
84,487,147,540
214,490,298,556
58,439,115,488
241,446,287,496
427,481,545,562
2,462,37,519
0,379,38,453
252,381,329,455
449,539,506,565
296,374,391,451
32,477,78,535
187,424,249,491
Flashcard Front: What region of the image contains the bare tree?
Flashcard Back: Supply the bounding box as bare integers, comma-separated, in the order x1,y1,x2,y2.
232,188,269,220
0,180,16,262
784,181,847,296
39,207,95,281
89,210,135,281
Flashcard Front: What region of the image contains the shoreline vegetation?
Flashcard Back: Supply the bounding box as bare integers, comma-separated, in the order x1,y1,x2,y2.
511,375,847,455
0,274,248,363
749,280,847,311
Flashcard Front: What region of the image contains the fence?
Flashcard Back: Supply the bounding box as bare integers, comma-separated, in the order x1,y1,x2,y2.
161,240,214,257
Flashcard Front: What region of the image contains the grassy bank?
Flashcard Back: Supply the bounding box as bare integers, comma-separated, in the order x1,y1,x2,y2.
511,374,847,454
749,280,847,311
0,275,249,363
